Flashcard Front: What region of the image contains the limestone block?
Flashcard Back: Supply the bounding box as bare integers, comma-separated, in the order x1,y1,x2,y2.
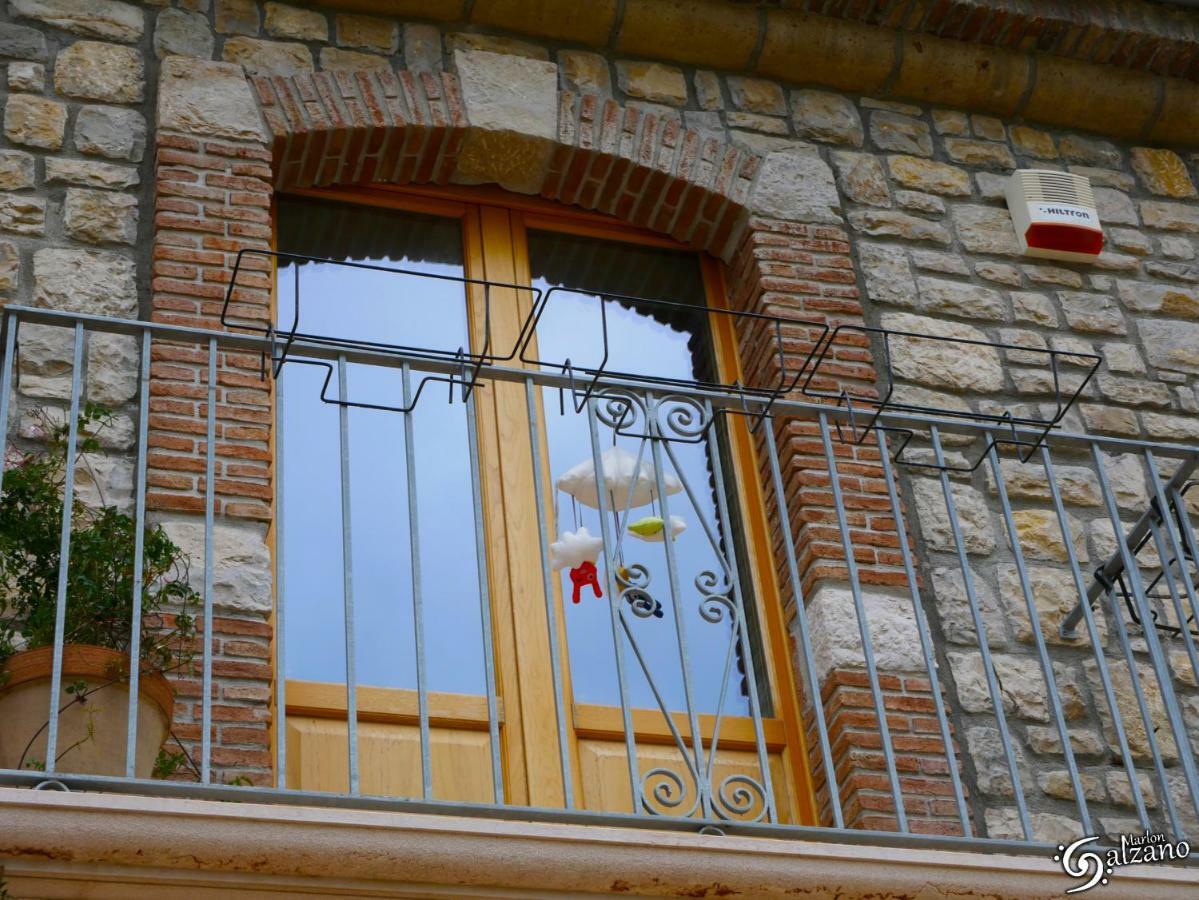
4,94,66,149
1011,291,1059,327
86,332,139,406
944,138,1015,169
1137,320,1199,374
830,151,890,207
952,205,1020,256
1142,412,1199,441
319,48,390,71
559,50,610,96
1024,264,1082,288
998,564,1106,650
856,242,914,307
1118,280,1199,318
214,0,259,36
1094,187,1137,226
804,585,924,679
1080,404,1140,437
915,276,1005,320
16,323,73,399
0,23,47,61
403,23,442,71
985,458,1101,507
1039,770,1104,803
336,14,398,54
790,89,861,147
155,514,273,615
894,190,943,215
1009,126,1056,159
967,726,1026,798
33,248,137,317
64,188,137,245
222,37,313,75
615,60,686,105
75,452,135,511
931,109,968,136
869,111,931,156
54,40,144,103
929,565,1008,647
910,477,996,555
8,61,44,92
264,3,327,42
453,49,557,195
1131,147,1197,199
1084,659,1177,764
1097,375,1171,408
158,57,266,142
1105,771,1157,810
0,240,19,292
984,809,1084,843
10,0,143,43
0,150,35,190
880,311,1003,393
886,155,970,196
1004,509,1088,564
447,32,548,62
1060,134,1121,167
154,8,215,59
1058,292,1127,334
727,76,784,116
750,150,840,224
0,192,45,235
1026,725,1105,756
848,209,949,244
975,262,1021,286
948,651,1048,721
1142,201,1199,233
45,157,138,190
75,105,147,161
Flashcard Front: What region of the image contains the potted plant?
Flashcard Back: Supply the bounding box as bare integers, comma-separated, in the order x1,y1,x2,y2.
0,405,200,778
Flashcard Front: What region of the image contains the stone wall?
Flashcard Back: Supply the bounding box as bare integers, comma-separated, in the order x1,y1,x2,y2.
0,0,1197,832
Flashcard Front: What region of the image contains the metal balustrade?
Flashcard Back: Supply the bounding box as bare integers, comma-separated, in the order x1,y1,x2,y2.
1,304,1198,861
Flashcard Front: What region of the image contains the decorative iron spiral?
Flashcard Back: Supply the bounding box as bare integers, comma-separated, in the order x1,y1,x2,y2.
640,766,701,818
712,773,768,822
652,394,712,442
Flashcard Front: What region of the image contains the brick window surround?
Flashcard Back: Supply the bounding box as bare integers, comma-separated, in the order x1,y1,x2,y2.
149,55,957,831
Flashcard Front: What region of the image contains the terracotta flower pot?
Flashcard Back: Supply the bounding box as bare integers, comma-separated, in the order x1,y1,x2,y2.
0,644,174,778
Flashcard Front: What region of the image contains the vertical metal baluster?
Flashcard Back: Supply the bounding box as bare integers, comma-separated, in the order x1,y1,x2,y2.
468,384,503,804
1040,446,1150,830
1098,565,1183,837
878,430,971,835
987,442,1091,835
1146,450,1199,690
337,354,360,795
0,312,16,496
273,366,287,788
1147,516,1199,689
401,363,432,800
585,399,640,812
525,377,572,807
201,337,217,783
647,392,710,818
703,400,775,823
1093,443,1199,827
124,330,152,778
763,415,844,828
45,323,85,774
818,413,907,831
930,425,1031,840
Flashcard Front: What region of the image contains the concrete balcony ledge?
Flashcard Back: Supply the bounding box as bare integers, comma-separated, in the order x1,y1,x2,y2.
1,787,1196,898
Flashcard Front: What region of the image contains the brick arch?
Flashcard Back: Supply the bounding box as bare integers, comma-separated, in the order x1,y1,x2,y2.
250,69,759,261
149,58,949,827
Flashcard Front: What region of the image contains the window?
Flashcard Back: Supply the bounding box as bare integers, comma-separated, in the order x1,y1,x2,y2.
273,187,815,822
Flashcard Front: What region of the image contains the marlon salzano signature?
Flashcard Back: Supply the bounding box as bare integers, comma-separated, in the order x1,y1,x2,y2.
1054,831,1191,893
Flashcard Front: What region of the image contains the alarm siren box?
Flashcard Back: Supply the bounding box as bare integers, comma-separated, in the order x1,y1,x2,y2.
1005,170,1104,263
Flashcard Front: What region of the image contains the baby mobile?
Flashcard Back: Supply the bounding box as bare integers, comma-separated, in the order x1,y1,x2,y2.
549,445,686,617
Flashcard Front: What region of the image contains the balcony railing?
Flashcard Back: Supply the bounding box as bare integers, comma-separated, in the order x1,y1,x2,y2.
1,303,1198,862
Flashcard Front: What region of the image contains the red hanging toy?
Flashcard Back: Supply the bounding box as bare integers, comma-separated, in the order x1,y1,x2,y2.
568,560,603,604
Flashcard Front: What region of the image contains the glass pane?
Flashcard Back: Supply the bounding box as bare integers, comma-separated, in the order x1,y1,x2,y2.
276,196,486,696
528,229,764,718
